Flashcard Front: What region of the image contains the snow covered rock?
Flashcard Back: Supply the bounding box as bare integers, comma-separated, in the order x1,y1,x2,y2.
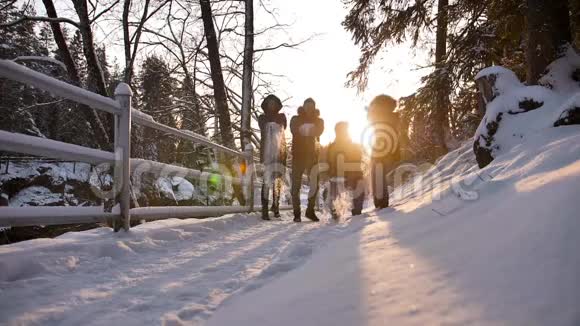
474,47,580,168
154,176,197,203
135,174,212,207
0,161,104,207
9,186,65,207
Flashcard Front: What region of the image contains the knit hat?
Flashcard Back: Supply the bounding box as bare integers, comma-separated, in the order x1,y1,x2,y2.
261,94,283,114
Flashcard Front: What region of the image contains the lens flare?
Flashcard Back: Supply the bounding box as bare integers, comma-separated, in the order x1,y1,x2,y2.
360,123,399,157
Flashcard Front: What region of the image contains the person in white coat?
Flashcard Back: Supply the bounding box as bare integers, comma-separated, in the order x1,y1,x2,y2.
258,95,287,220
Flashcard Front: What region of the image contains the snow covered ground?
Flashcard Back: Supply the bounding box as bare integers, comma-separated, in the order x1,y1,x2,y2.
1,126,580,325
0,210,370,325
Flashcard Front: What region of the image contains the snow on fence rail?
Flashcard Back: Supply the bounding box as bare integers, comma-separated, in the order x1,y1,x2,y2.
0,59,285,231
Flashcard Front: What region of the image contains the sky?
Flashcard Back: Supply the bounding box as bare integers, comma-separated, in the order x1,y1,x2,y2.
256,0,428,144
37,0,428,146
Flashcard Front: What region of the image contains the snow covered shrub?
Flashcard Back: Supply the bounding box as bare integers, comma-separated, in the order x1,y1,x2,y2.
473,47,580,168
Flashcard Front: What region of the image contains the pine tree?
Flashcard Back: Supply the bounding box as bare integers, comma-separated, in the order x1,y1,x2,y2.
175,76,208,169
137,55,178,163
69,30,88,86
343,0,450,158
343,0,577,161
96,46,111,89
0,4,54,139
38,23,53,56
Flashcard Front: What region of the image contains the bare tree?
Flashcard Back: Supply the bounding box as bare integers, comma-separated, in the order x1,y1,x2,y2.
41,0,80,84
122,0,170,85
71,0,109,97
199,0,235,149
47,0,112,149
0,0,113,148
139,0,306,150
240,0,253,149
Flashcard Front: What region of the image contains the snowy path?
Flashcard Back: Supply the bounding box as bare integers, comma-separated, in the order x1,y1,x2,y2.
0,211,370,325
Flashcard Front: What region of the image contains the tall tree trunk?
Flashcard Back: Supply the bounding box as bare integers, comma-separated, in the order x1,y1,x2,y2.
72,0,109,97
526,0,572,84
72,0,113,148
433,0,449,155
122,0,133,84
199,0,235,149
41,0,80,84
43,0,110,149
122,0,151,85
240,0,254,150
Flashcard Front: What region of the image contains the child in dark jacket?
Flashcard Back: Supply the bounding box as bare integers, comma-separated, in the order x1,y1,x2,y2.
258,95,287,220
326,122,365,219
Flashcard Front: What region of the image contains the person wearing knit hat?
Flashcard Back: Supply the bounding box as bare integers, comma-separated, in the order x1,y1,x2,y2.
258,94,287,220
367,94,401,209
289,97,324,222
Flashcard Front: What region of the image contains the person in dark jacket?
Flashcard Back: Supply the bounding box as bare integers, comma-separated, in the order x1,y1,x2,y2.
367,94,401,209
258,95,287,220
326,121,365,219
290,98,324,222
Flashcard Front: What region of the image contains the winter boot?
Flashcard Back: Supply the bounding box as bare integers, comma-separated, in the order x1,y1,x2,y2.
305,200,319,222
373,193,389,210
293,208,301,223
261,204,270,221
271,203,281,218
331,209,340,221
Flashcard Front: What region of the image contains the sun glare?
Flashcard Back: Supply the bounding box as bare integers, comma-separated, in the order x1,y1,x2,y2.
318,108,373,154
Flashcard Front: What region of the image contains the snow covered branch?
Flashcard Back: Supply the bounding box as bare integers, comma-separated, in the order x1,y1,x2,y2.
12,56,67,71
0,16,80,29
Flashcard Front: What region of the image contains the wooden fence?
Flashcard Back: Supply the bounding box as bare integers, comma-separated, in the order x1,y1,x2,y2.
0,59,290,231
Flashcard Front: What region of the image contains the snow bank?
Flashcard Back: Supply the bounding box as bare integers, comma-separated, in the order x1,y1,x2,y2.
474,47,580,168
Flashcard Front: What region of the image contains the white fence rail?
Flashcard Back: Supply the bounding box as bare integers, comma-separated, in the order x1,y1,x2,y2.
0,59,284,231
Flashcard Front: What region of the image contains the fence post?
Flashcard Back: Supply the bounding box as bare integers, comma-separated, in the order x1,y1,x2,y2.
114,83,132,231
244,144,255,212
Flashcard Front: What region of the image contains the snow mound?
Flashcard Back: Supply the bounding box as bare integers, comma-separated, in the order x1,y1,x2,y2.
475,65,521,92
474,47,580,168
